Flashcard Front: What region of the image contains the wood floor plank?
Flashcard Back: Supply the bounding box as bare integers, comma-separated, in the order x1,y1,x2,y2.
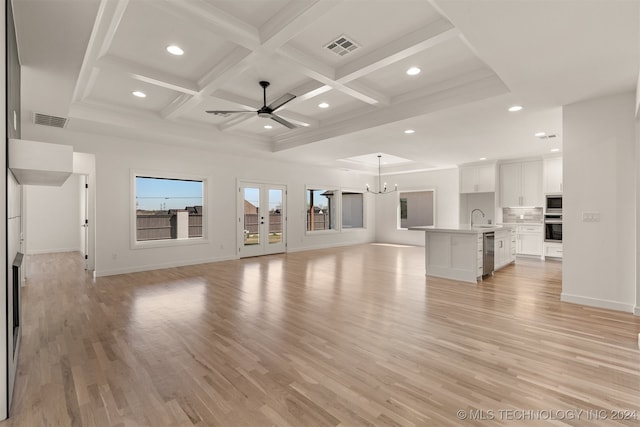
1,246,639,426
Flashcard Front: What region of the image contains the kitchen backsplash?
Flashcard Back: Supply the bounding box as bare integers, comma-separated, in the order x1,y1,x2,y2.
502,207,543,223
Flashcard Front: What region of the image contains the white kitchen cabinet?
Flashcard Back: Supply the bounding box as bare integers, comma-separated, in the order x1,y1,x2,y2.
543,157,563,194
500,160,543,207
516,224,543,257
495,228,517,269
544,242,563,258
460,164,496,193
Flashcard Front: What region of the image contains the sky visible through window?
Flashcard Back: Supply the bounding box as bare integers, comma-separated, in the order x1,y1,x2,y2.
136,177,203,211
244,188,283,212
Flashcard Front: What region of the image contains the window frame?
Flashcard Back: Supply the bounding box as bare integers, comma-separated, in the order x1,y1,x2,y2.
305,185,340,234
131,170,209,249
397,189,437,230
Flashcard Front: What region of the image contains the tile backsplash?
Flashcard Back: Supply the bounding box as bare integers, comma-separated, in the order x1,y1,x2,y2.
502,207,543,223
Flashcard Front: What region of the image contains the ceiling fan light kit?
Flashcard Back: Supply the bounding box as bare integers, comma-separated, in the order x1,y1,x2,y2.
206,81,297,129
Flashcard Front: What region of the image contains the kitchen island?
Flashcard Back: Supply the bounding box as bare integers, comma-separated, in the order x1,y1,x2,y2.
409,225,515,283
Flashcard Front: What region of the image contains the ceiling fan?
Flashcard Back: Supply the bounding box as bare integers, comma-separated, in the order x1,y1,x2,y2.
206,81,297,129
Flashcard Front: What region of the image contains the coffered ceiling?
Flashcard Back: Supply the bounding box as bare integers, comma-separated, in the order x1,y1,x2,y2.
12,0,640,174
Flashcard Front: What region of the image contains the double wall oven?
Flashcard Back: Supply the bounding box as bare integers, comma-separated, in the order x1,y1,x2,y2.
544,194,562,243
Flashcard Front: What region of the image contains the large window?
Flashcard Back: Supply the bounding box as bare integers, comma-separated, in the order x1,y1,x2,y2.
399,190,434,228
341,191,364,229
134,175,205,244
306,188,337,231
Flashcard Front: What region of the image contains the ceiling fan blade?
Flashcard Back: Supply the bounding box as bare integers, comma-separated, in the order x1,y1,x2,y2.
206,110,254,115
267,93,296,111
269,113,297,129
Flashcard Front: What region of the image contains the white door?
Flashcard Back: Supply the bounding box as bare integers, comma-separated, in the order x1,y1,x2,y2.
238,182,286,257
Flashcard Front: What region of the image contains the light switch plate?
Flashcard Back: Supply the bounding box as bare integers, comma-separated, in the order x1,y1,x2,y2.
582,212,601,222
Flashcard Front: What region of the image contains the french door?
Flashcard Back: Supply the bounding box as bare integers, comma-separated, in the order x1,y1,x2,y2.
238,181,286,257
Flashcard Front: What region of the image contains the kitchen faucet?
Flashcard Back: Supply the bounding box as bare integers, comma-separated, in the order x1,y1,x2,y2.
470,208,485,227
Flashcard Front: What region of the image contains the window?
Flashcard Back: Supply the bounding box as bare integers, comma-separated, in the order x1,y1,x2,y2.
134,175,205,244
399,190,434,228
341,191,364,229
306,188,336,231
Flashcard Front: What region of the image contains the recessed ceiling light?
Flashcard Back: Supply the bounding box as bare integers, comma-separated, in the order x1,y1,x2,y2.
318,102,330,109
404,129,415,134
534,132,546,137
406,67,421,76
166,45,184,56
550,148,560,152
264,125,273,129
508,105,523,112
479,157,487,160
132,91,146,98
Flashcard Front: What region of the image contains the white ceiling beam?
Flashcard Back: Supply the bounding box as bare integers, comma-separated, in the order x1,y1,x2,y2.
96,55,199,95
272,72,509,151
335,19,460,83
259,0,343,49
218,114,257,131
332,81,390,106
277,45,388,105
152,0,260,50
211,90,260,110
162,47,254,119
72,0,129,103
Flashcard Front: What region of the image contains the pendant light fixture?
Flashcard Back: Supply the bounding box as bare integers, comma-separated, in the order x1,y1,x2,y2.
367,155,398,194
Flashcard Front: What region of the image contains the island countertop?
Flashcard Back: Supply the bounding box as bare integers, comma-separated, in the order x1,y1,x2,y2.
408,225,512,234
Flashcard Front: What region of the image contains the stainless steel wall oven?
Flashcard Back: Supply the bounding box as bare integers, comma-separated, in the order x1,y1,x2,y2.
544,214,562,243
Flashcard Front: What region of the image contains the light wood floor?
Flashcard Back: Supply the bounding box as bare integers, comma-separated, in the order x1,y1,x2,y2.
3,245,640,426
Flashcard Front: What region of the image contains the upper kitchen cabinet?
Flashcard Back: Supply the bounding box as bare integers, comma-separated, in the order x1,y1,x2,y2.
459,164,496,193
500,160,543,207
543,157,563,194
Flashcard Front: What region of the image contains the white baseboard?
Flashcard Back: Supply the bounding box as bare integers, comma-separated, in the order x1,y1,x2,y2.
561,293,635,313
26,248,80,255
95,255,237,277
287,240,372,253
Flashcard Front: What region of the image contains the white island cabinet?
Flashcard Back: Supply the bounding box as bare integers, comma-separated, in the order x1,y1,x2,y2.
409,225,515,283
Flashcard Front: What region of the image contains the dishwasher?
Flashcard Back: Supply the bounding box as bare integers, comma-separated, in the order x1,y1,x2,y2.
483,232,495,276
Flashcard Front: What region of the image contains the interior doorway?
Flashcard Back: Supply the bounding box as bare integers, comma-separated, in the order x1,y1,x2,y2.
238,181,286,257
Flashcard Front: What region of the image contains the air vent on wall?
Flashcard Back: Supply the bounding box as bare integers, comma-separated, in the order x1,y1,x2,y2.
537,134,557,140
325,35,359,56
33,112,68,128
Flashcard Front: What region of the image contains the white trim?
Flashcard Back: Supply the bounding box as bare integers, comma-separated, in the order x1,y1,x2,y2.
26,248,80,255
95,255,237,277
560,293,635,313
634,306,640,316
288,240,375,254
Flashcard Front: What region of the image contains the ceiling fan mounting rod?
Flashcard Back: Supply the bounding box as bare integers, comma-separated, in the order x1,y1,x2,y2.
260,81,270,108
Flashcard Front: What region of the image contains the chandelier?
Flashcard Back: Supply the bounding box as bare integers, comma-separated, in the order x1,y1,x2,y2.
367,155,398,194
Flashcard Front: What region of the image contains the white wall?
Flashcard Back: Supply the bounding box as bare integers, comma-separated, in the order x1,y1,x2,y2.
563,91,636,312
0,0,8,418
459,192,495,225
375,168,459,246
21,124,376,276
25,174,80,254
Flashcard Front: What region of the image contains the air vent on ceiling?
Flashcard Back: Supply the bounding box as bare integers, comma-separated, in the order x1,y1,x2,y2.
537,134,557,140
33,113,68,128
325,35,359,56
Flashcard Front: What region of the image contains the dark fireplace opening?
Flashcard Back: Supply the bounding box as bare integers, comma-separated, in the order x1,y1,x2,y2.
12,252,23,355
